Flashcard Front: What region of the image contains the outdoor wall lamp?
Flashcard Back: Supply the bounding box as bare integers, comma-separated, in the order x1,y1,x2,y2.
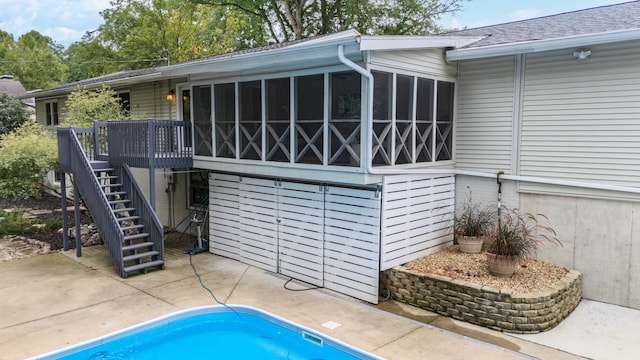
166,89,176,102
573,49,591,61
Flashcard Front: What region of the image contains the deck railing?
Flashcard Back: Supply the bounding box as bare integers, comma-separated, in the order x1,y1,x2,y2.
106,120,193,168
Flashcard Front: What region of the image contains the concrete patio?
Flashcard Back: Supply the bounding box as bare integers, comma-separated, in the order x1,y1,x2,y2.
0,236,629,359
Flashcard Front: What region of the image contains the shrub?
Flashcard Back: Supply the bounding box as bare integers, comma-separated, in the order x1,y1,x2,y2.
0,93,30,137
63,85,130,127
0,122,58,199
454,190,495,237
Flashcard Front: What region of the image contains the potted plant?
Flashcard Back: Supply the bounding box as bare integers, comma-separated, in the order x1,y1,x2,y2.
486,206,561,277
454,192,495,253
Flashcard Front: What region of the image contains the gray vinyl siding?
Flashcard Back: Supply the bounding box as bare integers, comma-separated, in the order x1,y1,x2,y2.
454,56,516,172
127,82,173,120
519,40,640,187
369,49,456,78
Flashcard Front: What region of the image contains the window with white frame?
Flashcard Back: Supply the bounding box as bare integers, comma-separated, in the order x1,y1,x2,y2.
372,70,454,166
193,85,213,156
45,101,59,126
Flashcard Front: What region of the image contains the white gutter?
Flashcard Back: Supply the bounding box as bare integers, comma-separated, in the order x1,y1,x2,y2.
337,44,640,196
447,28,640,61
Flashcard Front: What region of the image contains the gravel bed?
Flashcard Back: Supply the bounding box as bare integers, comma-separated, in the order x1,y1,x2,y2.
405,245,569,295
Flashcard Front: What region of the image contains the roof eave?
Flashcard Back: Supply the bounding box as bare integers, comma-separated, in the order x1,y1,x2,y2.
358,35,485,51
27,72,164,98
446,28,640,61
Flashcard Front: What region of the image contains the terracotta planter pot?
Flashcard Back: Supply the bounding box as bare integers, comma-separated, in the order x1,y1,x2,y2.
458,236,484,253
486,252,516,277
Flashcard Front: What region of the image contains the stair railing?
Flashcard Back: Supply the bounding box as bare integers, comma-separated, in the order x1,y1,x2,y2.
66,128,127,276
117,164,164,261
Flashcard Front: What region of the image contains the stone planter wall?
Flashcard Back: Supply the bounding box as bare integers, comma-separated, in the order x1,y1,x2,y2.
381,266,582,333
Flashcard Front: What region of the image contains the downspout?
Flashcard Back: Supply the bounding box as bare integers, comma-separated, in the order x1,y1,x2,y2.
336,44,640,195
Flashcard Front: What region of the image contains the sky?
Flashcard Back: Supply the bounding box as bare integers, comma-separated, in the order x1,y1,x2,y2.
0,0,632,48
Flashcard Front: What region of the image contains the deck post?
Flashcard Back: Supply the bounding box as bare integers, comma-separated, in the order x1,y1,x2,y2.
61,173,69,251
73,180,82,257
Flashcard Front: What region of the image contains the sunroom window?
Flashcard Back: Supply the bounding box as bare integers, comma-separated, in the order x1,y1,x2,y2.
214,83,236,158
239,80,262,160
329,71,361,166
266,78,291,162
294,74,324,165
372,70,454,166
192,86,212,156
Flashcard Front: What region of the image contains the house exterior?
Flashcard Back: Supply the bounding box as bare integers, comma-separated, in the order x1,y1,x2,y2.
31,1,640,308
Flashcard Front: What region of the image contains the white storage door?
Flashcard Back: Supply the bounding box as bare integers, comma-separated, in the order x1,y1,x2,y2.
209,174,242,262
324,186,381,304
278,182,325,287
239,177,279,273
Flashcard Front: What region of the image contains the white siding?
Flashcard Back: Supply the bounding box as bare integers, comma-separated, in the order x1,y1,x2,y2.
209,173,243,261
455,56,516,172
370,49,457,78
519,40,640,187
380,175,455,270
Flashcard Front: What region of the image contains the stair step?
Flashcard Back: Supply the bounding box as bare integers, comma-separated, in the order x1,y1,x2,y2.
123,260,164,274
105,191,127,197
121,224,145,231
123,251,160,262
97,175,119,180
122,241,154,252
113,207,135,213
102,183,123,188
110,199,131,205
124,232,149,241
90,161,111,170
118,215,140,222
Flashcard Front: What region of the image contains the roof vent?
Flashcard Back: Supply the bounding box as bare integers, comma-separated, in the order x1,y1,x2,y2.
1,75,14,80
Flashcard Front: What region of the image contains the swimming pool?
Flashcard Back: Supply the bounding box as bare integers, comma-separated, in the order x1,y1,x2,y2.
31,305,382,359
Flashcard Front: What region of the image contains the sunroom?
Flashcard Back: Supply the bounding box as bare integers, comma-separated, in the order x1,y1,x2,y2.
165,31,470,303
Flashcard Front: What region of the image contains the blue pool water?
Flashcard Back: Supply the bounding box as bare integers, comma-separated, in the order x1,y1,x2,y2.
33,306,381,360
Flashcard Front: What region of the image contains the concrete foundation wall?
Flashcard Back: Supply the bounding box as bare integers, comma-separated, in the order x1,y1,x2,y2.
521,193,640,309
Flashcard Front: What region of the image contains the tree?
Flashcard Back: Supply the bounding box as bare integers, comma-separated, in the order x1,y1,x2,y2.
0,30,14,74
2,31,66,90
95,0,263,70
63,85,131,127
192,0,466,41
0,94,30,137
0,122,58,199
64,36,121,83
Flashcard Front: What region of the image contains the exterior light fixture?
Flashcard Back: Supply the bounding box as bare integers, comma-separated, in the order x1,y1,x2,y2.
166,89,176,102
573,49,591,61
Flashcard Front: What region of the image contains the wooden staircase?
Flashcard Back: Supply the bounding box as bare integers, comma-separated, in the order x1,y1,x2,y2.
92,161,164,276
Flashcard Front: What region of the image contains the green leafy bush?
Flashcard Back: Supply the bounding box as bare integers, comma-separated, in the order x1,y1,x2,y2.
0,93,30,137
0,122,58,199
63,85,130,127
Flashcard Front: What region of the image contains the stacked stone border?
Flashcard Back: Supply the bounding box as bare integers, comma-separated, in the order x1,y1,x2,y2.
381,266,582,333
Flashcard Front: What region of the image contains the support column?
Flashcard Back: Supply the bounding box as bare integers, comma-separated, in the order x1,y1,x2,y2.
73,180,82,257
61,173,69,251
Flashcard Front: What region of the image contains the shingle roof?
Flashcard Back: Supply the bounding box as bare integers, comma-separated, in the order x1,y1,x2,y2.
444,1,640,48
0,76,27,97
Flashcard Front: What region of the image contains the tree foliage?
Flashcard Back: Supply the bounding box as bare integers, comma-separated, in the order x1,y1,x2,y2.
64,85,131,127
192,0,466,41
0,31,66,90
0,94,30,137
0,122,58,199
64,37,121,83
94,0,264,70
